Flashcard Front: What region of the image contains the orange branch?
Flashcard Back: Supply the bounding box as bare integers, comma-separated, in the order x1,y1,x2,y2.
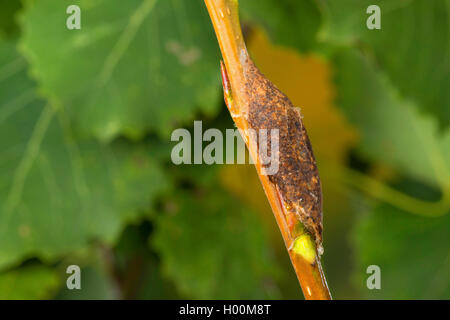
204,0,331,300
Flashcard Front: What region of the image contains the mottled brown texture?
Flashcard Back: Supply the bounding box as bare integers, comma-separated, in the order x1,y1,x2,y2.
244,60,323,248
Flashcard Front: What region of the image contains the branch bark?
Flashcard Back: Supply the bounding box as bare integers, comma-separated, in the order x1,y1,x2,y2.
204,0,331,300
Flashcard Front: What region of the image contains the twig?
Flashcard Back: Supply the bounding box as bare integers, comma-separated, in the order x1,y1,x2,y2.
204,0,331,299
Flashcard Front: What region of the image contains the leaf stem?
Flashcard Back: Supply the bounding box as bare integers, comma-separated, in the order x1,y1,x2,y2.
204,0,331,300
339,164,450,217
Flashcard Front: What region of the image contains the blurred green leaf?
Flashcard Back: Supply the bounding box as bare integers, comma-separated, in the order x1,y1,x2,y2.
0,0,22,39
152,189,282,299
56,266,119,300
0,265,59,299
240,0,321,51
0,41,169,270
333,48,450,189
320,0,386,43
113,223,180,299
353,201,450,299
20,0,221,141
321,0,450,128
335,46,450,298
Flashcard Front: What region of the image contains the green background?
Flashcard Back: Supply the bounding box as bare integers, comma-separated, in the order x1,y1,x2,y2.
0,0,448,299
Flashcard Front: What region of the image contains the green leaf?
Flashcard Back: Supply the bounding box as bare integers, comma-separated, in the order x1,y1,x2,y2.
321,0,450,128
334,50,450,298
0,265,59,299
0,0,22,39
114,224,180,299
333,48,450,189
0,41,169,270
353,201,450,299
56,266,119,300
152,189,282,299
240,0,321,52
19,0,221,141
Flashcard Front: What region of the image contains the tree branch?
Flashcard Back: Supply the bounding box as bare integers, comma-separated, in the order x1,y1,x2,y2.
204,0,331,300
